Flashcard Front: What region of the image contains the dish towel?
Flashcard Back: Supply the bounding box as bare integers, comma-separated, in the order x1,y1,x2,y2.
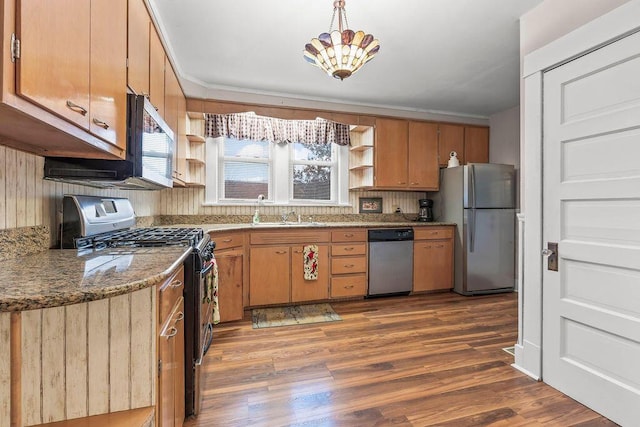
303,244,319,281
205,258,220,324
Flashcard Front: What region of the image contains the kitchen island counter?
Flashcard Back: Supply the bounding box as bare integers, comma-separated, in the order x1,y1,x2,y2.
0,246,191,312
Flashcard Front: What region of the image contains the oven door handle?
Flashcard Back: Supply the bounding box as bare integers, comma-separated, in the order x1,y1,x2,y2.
201,262,213,277
195,322,214,366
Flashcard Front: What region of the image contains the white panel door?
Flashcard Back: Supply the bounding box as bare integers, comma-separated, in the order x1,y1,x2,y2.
542,30,640,426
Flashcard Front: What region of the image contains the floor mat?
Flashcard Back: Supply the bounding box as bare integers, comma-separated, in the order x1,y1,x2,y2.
252,303,342,329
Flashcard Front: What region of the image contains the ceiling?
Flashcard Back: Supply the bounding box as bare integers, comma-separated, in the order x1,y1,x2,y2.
148,0,543,119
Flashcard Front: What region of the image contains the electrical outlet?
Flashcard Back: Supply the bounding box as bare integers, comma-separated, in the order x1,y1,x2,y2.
392,204,399,212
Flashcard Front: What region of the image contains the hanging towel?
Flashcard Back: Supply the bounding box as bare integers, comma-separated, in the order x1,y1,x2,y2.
303,244,319,281
205,258,220,324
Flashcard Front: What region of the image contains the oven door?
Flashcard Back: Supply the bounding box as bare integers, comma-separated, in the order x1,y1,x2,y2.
200,259,216,359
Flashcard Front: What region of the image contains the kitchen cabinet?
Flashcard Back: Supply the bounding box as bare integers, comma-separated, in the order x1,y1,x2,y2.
248,230,331,306
185,113,207,187
149,26,166,117
213,231,245,322
249,245,291,306
374,118,439,190
158,265,185,427
413,227,454,292
348,125,375,189
16,0,127,152
438,124,490,166
291,244,330,302
330,229,368,298
464,126,490,164
174,93,189,186
127,0,150,96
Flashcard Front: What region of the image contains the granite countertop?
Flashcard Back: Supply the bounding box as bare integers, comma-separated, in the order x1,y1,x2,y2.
168,221,456,233
0,246,191,313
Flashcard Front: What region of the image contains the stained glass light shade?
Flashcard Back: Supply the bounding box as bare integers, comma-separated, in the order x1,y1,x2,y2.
303,1,380,80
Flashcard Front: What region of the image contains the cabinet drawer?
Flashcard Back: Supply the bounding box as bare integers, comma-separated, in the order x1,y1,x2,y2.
331,275,367,298
331,229,366,242
250,230,330,245
331,256,367,274
211,232,243,250
332,243,366,256
159,265,184,323
414,227,454,240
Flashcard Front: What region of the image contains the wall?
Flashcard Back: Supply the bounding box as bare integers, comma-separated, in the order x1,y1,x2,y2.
518,0,632,210
489,105,520,207
0,146,160,246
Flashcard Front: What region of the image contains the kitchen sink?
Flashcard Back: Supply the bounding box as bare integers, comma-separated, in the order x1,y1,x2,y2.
251,221,326,227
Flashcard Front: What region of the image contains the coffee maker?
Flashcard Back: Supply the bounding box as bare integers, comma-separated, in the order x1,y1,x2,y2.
417,199,434,222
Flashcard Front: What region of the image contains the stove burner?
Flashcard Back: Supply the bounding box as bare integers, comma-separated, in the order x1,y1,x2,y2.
75,227,204,250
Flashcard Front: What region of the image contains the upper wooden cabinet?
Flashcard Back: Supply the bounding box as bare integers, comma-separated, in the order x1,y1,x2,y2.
438,124,490,166
16,0,126,153
127,0,150,96
464,126,490,164
438,124,465,166
149,27,166,117
374,118,408,188
374,118,439,190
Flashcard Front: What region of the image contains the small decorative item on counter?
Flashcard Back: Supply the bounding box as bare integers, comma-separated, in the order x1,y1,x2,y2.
448,151,460,168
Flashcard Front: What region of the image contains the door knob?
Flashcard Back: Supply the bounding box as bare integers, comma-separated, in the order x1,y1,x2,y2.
543,242,558,271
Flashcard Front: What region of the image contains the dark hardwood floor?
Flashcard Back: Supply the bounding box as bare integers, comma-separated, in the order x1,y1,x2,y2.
186,292,617,427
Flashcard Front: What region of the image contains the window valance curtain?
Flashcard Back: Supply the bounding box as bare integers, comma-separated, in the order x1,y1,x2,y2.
204,112,350,146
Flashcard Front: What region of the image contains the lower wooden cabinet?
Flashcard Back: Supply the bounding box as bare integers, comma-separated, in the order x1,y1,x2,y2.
216,250,244,322
158,266,185,427
413,227,454,292
249,245,291,306
291,244,329,302
330,275,367,298
330,229,367,298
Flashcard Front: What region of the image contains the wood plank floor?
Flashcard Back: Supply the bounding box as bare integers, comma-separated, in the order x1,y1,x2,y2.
186,292,617,427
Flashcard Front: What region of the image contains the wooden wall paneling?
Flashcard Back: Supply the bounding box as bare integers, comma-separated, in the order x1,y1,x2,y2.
21,309,42,425
109,293,131,412
0,312,10,427
35,155,44,225
87,298,110,415
130,286,154,408
65,303,88,419
5,148,16,228
25,153,36,226
41,306,66,423
16,150,26,227
0,146,5,229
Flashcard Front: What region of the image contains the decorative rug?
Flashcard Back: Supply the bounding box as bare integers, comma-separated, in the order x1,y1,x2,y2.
252,303,342,329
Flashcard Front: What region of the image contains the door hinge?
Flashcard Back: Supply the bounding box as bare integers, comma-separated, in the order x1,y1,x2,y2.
158,359,162,376
11,33,20,63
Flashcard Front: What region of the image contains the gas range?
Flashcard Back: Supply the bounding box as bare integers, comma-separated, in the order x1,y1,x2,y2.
74,227,205,250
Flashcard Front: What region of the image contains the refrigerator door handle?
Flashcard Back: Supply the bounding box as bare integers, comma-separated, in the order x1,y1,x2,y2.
469,164,477,209
469,208,476,252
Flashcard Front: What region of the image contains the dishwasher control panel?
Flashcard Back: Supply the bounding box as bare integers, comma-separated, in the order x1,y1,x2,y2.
368,228,414,242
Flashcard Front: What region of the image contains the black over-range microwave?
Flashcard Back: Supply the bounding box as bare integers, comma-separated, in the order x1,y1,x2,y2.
44,94,175,190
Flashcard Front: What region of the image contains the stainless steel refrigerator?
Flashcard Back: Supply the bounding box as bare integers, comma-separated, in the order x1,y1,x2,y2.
437,163,516,295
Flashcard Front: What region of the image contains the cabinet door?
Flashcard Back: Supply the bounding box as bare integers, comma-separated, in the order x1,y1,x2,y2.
413,239,453,291
216,251,244,322
173,298,185,427
149,27,166,117
249,246,290,305
17,0,90,129
90,0,127,149
438,124,464,167
375,118,408,188
408,121,439,190
127,0,150,96
464,126,490,164
291,244,329,302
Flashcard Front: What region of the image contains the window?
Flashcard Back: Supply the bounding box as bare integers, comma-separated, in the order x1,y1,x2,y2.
205,137,349,206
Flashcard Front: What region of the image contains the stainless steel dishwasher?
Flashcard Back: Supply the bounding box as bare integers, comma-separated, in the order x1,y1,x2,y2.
368,228,414,296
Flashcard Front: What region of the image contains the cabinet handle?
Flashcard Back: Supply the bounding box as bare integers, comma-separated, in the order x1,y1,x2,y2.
222,239,233,243
92,118,109,129
275,250,287,254
66,100,87,116
410,182,419,185
175,311,184,322
430,231,439,235
344,233,354,238
344,264,355,268
343,247,354,251
398,181,406,184
163,327,178,339
344,285,354,289
435,244,444,249
170,280,183,288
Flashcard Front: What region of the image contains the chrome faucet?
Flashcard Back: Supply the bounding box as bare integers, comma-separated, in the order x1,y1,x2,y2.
281,210,296,223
